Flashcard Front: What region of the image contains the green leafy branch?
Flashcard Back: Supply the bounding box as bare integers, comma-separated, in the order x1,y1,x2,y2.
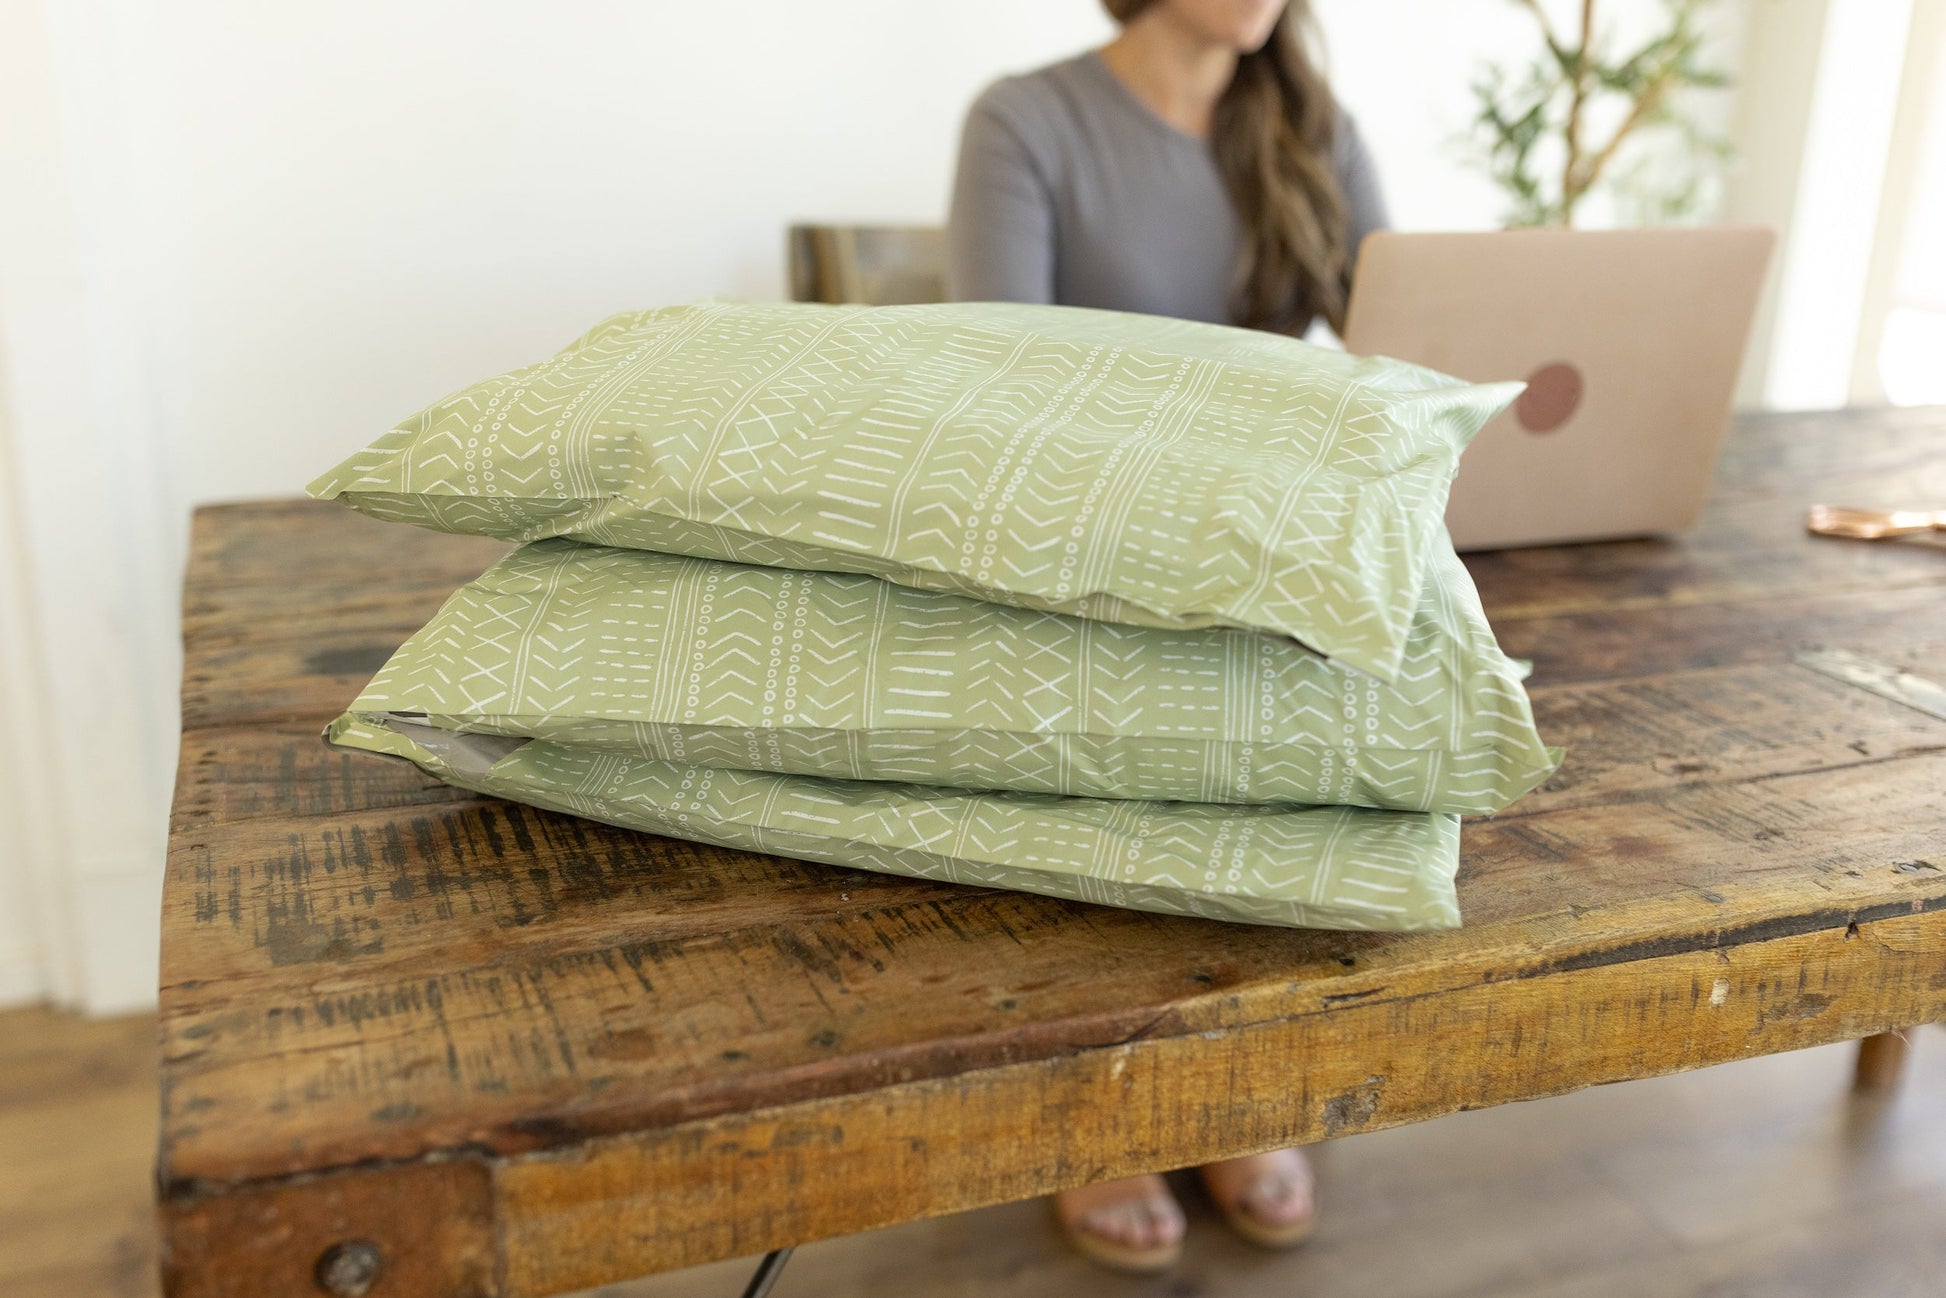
1467,0,1733,226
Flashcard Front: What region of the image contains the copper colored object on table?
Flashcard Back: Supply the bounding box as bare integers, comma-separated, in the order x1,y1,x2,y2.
1806,504,1946,539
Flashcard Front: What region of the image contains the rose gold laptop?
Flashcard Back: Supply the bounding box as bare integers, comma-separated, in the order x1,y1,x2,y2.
1342,226,1775,551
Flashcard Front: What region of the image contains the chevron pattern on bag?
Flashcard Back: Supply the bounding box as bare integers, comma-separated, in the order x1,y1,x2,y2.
310,301,1522,681
327,714,1463,932
348,537,1557,813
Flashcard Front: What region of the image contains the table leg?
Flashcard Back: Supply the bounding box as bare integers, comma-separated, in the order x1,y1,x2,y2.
739,1247,795,1298
1853,1031,1912,1094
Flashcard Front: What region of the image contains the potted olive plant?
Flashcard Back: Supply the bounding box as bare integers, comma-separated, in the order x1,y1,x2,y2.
1467,0,1734,226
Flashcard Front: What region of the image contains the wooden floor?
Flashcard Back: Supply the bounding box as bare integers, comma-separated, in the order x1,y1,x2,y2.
2,1008,1939,1298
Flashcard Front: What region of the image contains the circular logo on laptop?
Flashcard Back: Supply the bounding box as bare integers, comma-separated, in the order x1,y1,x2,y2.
1515,362,1583,434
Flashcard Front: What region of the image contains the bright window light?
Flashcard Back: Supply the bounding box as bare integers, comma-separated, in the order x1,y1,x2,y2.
1879,307,1946,406
1765,0,1913,411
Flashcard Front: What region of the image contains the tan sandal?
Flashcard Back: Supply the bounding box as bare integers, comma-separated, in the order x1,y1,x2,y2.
1052,1174,1186,1274
1201,1149,1317,1250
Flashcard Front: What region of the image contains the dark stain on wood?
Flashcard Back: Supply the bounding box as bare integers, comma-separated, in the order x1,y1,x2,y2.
304,644,404,678
1532,893,1946,978
1320,1076,1385,1138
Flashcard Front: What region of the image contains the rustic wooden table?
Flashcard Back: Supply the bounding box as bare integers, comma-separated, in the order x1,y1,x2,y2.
158,408,1946,1298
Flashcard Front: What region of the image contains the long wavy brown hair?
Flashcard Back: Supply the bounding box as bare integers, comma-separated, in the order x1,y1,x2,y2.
1101,0,1351,334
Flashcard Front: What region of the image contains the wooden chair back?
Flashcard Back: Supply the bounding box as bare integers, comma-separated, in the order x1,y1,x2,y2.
788,224,947,306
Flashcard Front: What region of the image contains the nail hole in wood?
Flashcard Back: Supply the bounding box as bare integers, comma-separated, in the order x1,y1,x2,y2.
315,1239,383,1297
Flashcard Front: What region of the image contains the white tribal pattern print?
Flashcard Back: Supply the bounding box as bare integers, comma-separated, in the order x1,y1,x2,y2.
310,301,1521,681
328,714,1464,932
349,538,1556,813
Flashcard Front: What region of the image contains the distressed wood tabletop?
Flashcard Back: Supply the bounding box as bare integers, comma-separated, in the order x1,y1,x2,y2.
157,408,1946,1298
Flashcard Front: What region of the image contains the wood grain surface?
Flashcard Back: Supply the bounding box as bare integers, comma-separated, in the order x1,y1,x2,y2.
157,409,1946,1296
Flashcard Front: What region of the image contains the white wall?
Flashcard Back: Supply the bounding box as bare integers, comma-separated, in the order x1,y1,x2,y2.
0,368,64,1007
1,0,173,1014
0,0,1780,1013
1317,0,1531,232
133,1,1129,508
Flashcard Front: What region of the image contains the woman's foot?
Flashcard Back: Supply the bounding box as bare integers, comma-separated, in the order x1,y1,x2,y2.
1052,1173,1187,1273
1199,1148,1316,1249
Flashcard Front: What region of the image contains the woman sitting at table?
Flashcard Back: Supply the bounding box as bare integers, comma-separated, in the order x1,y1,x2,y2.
945,0,1389,1274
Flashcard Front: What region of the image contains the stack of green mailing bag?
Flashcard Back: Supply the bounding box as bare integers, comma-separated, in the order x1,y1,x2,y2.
311,301,1557,931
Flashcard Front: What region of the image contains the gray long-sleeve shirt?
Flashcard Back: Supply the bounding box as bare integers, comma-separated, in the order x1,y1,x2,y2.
946,51,1389,333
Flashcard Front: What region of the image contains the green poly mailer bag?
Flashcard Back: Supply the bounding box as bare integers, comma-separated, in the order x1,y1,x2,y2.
344,537,1557,813
327,714,1462,931
308,300,1522,681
